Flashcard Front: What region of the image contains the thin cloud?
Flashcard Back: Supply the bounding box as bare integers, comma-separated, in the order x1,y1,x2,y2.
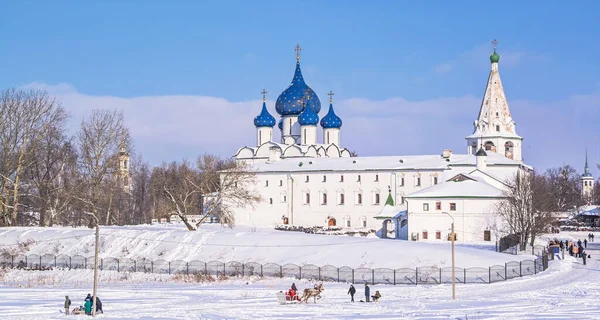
23,82,600,178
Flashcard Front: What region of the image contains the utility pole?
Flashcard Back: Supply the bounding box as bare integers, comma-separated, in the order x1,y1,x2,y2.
443,212,456,301
451,220,456,300
92,223,99,316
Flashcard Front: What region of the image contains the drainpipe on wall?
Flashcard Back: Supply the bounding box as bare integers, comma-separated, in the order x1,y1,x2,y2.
288,173,294,225
391,171,397,205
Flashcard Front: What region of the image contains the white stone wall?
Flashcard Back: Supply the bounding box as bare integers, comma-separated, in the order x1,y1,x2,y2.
232,169,450,229
323,128,340,146
405,197,501,242
256,127,273,146
300,125,317,146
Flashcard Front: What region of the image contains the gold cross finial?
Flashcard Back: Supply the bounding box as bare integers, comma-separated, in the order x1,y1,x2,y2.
261,89,267,102
328,90,334,103
295,44,301,61
492,39,499,52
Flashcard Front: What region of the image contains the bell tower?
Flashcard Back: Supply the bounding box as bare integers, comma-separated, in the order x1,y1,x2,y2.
466,40,523,162
581,149,595,202
117,138,131,193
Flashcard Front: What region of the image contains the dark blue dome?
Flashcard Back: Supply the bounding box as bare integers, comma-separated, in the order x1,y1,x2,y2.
298,100,319,126
253,102,276,127
275,61,321,116
320,103,342,129
278,119,283,130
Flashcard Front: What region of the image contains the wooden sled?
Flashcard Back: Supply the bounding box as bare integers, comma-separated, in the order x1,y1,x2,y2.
276,291,301,305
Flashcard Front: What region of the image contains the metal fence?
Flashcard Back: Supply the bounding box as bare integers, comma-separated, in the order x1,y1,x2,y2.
0,253,548,285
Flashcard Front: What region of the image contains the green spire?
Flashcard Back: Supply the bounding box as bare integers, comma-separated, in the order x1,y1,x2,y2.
385,187,394,206
490,39,500,63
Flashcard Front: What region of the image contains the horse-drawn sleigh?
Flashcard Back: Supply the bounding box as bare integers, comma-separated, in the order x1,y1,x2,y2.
276,283,323,305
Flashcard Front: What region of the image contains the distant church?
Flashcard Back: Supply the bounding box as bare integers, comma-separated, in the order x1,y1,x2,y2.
228,41,538,242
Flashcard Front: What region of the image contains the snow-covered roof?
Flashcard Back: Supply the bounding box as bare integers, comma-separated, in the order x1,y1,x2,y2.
373,205,406,219
405,173,504,199
246,152,523,173
579,206,599,216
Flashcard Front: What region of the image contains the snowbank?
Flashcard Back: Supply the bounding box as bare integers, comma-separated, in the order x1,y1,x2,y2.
0,224,534,269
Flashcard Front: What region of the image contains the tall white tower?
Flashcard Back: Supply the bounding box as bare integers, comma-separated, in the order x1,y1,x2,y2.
466,40,523,162
117,138,131,193
253,89,276,146
581,149,595,201
320,91,342,146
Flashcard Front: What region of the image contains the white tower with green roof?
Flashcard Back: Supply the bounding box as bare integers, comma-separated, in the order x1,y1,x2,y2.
465,40,523,162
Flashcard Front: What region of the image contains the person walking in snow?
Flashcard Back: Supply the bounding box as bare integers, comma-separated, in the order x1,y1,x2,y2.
94,296,103,314
584,239,588,248
64,296,71,315
364,283,370,302
348,284,356,302
577,239,582,247
592,234,595,242
582,249,587,265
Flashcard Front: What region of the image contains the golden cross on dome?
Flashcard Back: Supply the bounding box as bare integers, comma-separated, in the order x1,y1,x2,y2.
328,90,334,103
261,89,267,102
492,39,499,51
295,44,301,61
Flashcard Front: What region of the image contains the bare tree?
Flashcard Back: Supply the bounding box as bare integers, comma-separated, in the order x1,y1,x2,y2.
195,154,261,227
0,89,68,226
150,154,260,231
150,161,202,231
130,156,152,225
349,150,359,157
545,165,583,213
495,171,556,251
24,125,78,226
76,109,129,226
593,179,600,206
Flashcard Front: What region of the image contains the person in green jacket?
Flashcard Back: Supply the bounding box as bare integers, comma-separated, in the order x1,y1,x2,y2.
84,299,92,315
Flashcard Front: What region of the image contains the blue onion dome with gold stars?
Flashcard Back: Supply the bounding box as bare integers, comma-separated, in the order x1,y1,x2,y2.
275,45,321,116
253,101,276,127
320,92,342,129
298,99,319,126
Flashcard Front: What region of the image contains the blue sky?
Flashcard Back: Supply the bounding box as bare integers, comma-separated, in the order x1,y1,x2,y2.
1,1,599,176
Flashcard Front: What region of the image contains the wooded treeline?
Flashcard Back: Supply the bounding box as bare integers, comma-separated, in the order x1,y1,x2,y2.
496,165,600,250
0,88,259,229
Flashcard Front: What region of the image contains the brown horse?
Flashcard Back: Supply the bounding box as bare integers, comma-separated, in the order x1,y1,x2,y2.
300,283,324,303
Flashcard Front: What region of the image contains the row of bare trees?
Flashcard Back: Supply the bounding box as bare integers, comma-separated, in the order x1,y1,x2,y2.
0,88,259,229
495,165,599,250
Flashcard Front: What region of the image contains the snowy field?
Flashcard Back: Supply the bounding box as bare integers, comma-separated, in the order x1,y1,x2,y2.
1,227,598,319
0,224,534,269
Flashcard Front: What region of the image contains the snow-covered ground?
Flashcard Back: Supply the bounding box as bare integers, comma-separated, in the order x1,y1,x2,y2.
1,227,597,319
0,224,534,269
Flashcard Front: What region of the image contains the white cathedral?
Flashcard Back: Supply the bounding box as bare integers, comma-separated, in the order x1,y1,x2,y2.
229,43,534,242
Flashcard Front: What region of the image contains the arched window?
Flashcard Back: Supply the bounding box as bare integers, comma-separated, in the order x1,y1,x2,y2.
496,125,500,132
328,217,336,226
485,141,496,152
504,141,514,159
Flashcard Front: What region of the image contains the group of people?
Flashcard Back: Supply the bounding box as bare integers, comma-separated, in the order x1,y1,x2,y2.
554,238,589,265
347,283,381,302
588,233,595,242
64,294,103,315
